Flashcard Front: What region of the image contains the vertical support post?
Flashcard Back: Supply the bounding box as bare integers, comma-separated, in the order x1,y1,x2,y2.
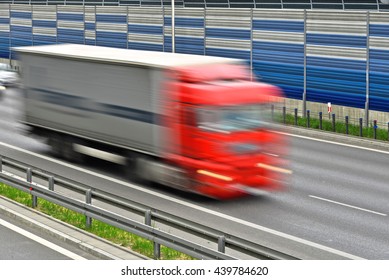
332,113,336,132
56,5,58,44
302,9,307,117
145,210,152,226
365,11,370,127
83,4,85,45
145,210,161,259
283,106,286,124
218,236,226,253
85,189,92,228
307,110,310,128
126,6,129,49
250,8,253,81
27,168,37,208
345,116,349,135
294,108,298,126
171,0,175,53
373,120,377,139
319,112,322,130
154,242,161,260
359,117,363,137
203,7,206,56
0,156,2,173
387,122,389,141
8,4,11,62
94,5,97,46
48,176,54,191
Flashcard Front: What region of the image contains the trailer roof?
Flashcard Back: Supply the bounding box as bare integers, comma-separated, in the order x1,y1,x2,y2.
13,44,241,68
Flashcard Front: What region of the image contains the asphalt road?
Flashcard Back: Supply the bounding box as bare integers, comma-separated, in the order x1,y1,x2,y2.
0,211,98,260
1,87,388,259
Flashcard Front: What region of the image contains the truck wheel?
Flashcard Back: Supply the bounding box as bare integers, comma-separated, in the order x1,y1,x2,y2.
48,135,63,158
62,138,85,163
125,154,150,185
48,134,84,163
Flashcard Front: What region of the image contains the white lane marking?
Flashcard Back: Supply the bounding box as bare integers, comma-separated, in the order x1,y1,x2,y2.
0,218,86,260
309,195,387,217
0,141,363,259
279,131,389,155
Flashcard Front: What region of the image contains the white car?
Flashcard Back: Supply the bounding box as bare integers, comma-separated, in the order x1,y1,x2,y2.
0,63,20,87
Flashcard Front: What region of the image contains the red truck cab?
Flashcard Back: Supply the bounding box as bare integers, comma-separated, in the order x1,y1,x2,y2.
163,63,291,199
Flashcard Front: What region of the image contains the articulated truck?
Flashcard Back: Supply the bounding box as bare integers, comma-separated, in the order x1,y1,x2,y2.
14,44,290,199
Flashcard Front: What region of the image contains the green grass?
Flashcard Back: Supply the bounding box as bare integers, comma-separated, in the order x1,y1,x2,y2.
275,113,389,141
0,182,194,260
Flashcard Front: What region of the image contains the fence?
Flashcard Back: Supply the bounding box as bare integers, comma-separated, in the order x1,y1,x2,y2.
1,5,389,124
272,104,389,141
1,1,389,10
0,154,302,260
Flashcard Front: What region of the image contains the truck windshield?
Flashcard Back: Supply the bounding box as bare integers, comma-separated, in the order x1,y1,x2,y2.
197,104,272,133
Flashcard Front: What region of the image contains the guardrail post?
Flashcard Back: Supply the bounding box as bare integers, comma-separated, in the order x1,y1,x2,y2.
145,210,161,259
374,120,377,139
345,116,349,135
332,114,336,132
85,189,92,228
294,108,298,126
319,112,322,130
387,122,389,141
145,210,152,226
48,176,54,191
154,241,161,260
307,110,310,128
0,156,2,173
282,106,286,124
271,104,274,121
359,118,363,137
27,168,37,208
218,236,226,253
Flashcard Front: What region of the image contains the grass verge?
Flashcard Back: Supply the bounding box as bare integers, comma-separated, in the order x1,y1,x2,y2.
0,182,194,260
276,113,389,141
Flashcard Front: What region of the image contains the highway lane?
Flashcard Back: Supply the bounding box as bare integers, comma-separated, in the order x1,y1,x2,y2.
0,212,96,259
1,88,389,259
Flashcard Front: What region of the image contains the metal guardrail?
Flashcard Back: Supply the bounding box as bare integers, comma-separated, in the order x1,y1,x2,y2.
0,155,299,260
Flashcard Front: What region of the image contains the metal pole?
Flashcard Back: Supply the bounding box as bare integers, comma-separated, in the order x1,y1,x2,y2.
218,236,226,253
250,8,253,81
0,157,2,173
332,113,336,132
203,7,206,55
365,11,370,126
171,0,175,53
145,210,160,259
8,4,11,63
359,117,363,137
85,189,92,228
307,110,310,128
319,112,322,130
48,176,54,191
373,120,377,139
154,243,161,259
283,106,286,124
145,210,152,226
345,116,349,135
294,108,298,125
27,168,37,208
303,9,307,117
